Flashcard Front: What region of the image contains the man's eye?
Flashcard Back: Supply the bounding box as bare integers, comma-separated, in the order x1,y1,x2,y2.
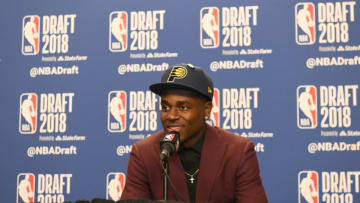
161,105,170,111
180,106,189,111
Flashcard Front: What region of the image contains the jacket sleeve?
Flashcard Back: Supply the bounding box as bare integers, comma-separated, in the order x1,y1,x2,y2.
235,141,268,203
120,143,152,200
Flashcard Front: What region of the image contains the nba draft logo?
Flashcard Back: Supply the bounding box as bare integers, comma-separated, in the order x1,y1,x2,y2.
109,11,128,52
107,172,126,201
209,88,220,127
22,15,40,55
164,132,176,141
298,171,319,203
200,7,220,48
19,93,38,134
295,2,316,45
17,173,35,203
297,85,317,129
108,91,127,132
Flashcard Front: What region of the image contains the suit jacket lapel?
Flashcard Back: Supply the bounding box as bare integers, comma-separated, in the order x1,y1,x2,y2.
196,125,225,202
168,154,190,202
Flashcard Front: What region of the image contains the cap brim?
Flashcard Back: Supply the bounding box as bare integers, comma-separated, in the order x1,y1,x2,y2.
149,82,210,100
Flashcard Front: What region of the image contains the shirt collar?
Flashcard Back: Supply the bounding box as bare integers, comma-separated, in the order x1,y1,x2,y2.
179,125,207,154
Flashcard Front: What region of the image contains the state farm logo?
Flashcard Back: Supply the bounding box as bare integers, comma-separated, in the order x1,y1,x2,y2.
19,93,38,134
109,11,128,52
200,7,220,48
297,85,317,129
209,88,220,127
298,171,319,203
22,16,40,55
295,3,316,45
106,172,126,201
17,173,35,203
108,91,127,132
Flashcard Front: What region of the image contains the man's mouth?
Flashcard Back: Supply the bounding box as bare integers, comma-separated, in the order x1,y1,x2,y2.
167,126,182,132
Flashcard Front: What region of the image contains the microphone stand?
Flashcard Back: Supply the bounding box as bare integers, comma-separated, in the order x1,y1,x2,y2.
162,158,169,200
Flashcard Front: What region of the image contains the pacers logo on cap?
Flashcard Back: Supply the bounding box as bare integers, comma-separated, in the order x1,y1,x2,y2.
167,66,187,82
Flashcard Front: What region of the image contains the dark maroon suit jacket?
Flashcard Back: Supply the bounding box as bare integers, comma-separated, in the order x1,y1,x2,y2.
121,125,268,203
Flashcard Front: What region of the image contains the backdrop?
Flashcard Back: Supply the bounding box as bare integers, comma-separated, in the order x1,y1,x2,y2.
1,0,360,202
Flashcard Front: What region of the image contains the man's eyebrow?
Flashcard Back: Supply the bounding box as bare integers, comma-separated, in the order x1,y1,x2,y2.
176,101,191,106
160,100,191,105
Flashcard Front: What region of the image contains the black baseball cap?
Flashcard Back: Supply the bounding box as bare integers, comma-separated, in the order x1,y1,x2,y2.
149,64,214,101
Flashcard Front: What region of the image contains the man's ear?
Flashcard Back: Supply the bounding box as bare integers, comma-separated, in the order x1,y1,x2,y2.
204,101,213,119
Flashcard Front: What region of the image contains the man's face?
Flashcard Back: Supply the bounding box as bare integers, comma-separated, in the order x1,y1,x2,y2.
160,89,212,147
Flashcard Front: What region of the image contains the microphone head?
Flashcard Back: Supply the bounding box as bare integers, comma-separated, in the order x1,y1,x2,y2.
160,131,180,158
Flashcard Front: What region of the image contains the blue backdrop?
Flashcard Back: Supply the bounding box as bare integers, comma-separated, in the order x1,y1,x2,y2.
1,0,360,202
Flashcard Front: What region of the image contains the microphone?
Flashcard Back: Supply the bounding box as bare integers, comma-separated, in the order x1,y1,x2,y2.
160,131,180,161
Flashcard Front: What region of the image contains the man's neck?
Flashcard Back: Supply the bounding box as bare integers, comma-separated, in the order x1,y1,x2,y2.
182,124,207,148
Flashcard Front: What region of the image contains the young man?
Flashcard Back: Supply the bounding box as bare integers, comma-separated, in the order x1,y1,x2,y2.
121,64,268,203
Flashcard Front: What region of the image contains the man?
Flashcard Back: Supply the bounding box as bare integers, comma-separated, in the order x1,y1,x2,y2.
121,64,268,203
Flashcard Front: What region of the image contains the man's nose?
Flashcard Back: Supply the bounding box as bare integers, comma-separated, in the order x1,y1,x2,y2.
168,108,180,120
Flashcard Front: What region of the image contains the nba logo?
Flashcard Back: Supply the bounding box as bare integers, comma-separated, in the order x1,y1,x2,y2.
19,93,38,134
297,85,317,129
295,3,316,45
108,91,127,132
17,173,35,203
106,172,126,201
298,171,319,203
200,7,220,48
109,11,128,52
22,15,40,55
164,133,176,141
209,88,220,127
